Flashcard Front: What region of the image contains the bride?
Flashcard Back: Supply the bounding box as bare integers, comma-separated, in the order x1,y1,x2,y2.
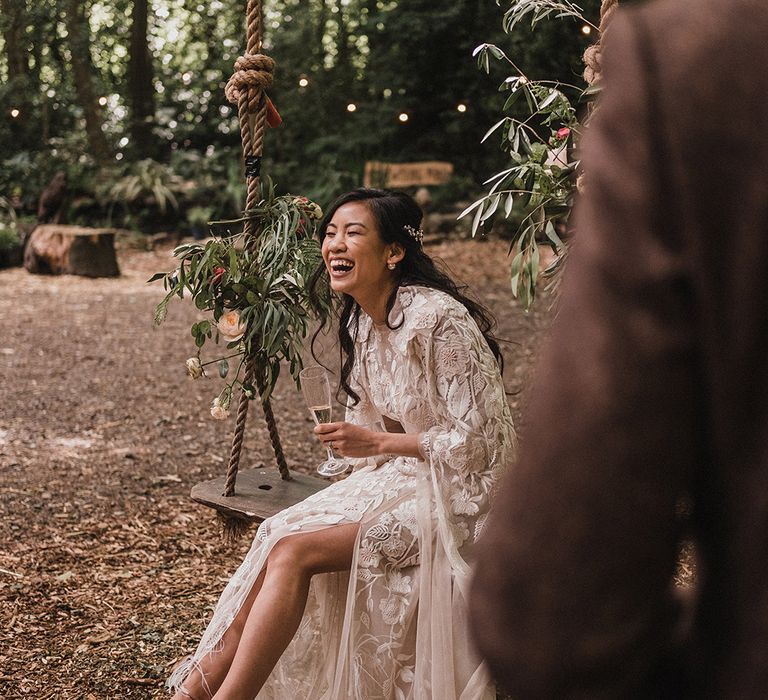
169,188,516,699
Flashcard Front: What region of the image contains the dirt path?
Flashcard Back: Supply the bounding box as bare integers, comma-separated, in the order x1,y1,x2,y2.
0,238,553,698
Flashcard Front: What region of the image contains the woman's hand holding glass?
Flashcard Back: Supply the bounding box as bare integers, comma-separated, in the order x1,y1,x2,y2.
300,366,349,476
313,421,385,459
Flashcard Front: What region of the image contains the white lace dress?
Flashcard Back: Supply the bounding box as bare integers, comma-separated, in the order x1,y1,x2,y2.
168,285,517,699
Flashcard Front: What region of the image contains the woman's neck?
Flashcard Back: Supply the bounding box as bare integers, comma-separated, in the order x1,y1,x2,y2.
354,282,397,326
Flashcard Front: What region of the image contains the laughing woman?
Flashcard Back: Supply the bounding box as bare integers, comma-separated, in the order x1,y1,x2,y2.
169,189,516,700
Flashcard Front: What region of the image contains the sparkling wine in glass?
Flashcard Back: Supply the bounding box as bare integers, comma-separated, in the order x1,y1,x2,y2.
300,366,348,476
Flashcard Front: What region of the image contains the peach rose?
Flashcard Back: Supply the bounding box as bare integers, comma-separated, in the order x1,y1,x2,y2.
217,310,247,342
210,397,229,421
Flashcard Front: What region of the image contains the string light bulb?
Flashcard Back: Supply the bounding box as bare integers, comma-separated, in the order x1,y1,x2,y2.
457,103,467,113
398,112,409,123
98,96,107,106
298,76,309,87
581,25,592,35
346,103,357,112
10,108,20,118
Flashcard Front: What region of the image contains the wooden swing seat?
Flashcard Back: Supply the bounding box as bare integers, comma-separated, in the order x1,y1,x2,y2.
191,468,328,523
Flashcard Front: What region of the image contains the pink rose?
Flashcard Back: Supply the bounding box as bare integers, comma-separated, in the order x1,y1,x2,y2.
556,127,571,140
217,310,247,342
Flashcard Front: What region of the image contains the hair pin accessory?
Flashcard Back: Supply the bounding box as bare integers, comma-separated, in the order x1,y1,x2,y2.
403,224,424,245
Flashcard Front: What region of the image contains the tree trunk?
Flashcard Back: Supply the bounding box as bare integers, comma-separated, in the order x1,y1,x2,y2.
0,0,29,82
0,0,37,148
62,0,113,164
127,0,157,157
335,1,350,72
315,0,328,60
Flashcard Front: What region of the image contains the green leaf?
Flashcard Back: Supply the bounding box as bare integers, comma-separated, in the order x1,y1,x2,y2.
545,220,565,248
153,298,170,325
457,198,485,220
481,118,508,144
481,193,501,222
471,201,485,237
502,89,522,111
504,193,515,218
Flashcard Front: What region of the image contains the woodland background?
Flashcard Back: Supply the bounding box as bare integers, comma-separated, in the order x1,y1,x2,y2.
0,0,599,236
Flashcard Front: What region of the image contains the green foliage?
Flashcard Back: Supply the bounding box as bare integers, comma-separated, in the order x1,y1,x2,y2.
151,181,328,409
169,147,246,221
105,159,183,215
502,0,598,32
464,0,599,309
0,0,595,233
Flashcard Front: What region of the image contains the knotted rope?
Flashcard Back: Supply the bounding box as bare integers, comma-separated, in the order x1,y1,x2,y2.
582,0,619,85
222,0,290,517
224,54,275,105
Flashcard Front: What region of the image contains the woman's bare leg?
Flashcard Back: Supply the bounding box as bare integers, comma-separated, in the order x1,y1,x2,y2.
171,567,267,700
210,523,360,700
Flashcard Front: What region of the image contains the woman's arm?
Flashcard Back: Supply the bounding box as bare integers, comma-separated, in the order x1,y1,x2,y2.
313,422,424,460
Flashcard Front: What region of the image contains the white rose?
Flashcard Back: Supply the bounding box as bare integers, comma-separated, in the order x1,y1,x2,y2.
185,357,204,379
217,310,247,342
210,397,229,421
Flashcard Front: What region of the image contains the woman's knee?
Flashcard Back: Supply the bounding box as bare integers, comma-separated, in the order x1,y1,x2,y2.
266,525,360,578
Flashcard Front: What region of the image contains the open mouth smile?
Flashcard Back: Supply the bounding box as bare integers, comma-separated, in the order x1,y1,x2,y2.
329,258,355,277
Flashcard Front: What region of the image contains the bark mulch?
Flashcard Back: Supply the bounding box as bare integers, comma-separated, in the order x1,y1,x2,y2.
0,236,683,699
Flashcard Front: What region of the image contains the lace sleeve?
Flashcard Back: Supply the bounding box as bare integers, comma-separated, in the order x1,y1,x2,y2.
414,302,516,565
419,308,513,477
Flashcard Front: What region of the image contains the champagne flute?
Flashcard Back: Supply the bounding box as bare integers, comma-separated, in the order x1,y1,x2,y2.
299,366,348,476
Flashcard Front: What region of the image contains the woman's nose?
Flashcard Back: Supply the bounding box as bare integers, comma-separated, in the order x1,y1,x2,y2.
329,236,347,252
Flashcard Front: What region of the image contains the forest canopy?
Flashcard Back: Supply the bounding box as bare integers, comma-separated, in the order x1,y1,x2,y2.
0,0,597,230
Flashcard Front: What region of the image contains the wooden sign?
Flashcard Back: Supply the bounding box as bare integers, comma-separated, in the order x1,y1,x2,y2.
364,161,454,188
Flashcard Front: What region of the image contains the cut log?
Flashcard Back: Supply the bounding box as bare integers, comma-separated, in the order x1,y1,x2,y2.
24,224,120,277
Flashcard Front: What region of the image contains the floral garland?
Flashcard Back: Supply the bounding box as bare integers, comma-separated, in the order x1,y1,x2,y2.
150,182,328,420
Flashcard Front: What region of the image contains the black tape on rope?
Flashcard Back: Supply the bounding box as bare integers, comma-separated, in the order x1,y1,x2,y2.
245,155,262,178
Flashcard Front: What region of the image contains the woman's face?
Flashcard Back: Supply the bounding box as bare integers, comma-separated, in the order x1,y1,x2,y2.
321,201,403,304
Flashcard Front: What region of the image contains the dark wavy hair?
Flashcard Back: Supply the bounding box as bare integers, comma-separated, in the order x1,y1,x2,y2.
308,188,504,405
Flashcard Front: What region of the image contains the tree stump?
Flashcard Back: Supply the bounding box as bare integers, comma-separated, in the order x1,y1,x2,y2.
24,225,120,277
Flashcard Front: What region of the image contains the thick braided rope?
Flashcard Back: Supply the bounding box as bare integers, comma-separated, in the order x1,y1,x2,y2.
222,0,291,499
255,363,290,480
224,354,256,497
583,0,619,85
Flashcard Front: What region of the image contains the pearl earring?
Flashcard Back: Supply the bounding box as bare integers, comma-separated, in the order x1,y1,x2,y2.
387,262,396,270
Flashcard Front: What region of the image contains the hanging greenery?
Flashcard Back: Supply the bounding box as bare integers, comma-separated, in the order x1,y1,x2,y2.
149,180,328,419
463,0,599,310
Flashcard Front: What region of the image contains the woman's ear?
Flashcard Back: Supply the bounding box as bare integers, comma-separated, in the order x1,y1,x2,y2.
387,243,405,265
